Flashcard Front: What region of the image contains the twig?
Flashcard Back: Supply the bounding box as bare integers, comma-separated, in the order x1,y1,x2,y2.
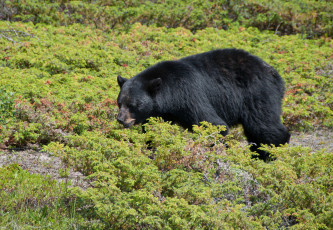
0,32,18,43
266,14,271,30
275,22,282,34
214,20,221,38
6,21,18,37
0,23,39,43
203,173,211,184
0,29,36,37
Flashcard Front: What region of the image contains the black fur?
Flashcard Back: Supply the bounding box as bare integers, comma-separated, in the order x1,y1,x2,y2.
117,49,290,161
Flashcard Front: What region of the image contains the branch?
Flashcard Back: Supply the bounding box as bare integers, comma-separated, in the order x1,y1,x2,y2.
0,22,38,43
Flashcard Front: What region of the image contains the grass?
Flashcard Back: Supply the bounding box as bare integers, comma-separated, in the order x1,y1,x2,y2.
0,162,86,229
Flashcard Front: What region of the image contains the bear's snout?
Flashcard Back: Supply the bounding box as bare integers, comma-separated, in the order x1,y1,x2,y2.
116,115,125,125
117,109,136,128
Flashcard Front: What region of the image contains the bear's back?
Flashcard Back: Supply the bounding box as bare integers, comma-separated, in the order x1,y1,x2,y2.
179,49,274,88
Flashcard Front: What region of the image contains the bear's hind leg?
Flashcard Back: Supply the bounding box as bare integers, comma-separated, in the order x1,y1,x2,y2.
243,120,290,161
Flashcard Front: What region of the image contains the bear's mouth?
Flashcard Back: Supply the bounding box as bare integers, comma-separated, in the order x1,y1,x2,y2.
122,118,136,128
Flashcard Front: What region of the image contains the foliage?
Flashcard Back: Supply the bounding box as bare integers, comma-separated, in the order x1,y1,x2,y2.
42,118,333,229
0,162,91,228
0,21,332,146
0,2,332,228
1,0,333,37
0,87,15,124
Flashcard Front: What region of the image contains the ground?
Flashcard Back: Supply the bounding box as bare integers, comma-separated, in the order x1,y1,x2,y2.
0,147,90,189
0,129,332,189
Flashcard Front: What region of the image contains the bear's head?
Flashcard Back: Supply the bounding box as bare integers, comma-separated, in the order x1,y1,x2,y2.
116,75,161,128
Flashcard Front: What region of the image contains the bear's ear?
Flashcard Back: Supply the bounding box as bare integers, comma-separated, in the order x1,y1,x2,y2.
117,75,128,88
148,78,162,93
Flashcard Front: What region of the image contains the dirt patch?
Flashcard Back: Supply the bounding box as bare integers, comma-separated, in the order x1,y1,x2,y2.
0,129,332,189
289,129,333,153
0,149,90,190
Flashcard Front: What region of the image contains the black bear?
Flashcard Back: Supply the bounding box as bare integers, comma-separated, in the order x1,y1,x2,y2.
116,49,290,160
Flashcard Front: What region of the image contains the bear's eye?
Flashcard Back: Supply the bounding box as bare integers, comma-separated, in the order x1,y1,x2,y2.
128,101,143,111
136,101,143,108
129,102,138,108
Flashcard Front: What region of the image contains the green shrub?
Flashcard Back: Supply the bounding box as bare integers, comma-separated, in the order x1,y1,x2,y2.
43,119,264,229
0,16,332,229
0,87,15,124
0,87,16,144
0,163,91,228
41,118,333,229
1,21,332,146
2,0,333,37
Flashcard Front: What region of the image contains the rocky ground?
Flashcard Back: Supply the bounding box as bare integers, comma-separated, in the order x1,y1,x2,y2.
0,129,332,189
289,129,333,152
0,148,91,189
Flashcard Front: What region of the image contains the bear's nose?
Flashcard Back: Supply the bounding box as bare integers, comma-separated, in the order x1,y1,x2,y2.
117,115,125,125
